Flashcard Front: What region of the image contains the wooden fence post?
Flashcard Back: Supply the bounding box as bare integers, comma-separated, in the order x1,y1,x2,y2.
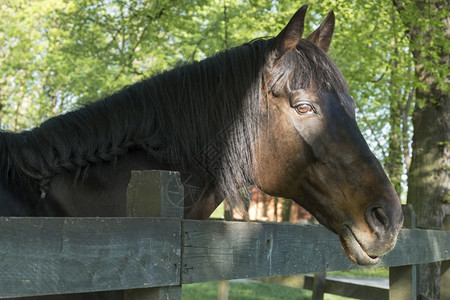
441,260,450,300
389,204,419,300
218,202,233,300
312,272,326,300
125,170,184,300
217,280,230,300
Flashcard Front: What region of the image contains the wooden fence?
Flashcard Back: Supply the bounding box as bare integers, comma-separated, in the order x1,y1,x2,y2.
0,170,449,299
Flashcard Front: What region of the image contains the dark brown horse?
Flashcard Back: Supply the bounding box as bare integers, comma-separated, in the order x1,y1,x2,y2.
0,6,403,298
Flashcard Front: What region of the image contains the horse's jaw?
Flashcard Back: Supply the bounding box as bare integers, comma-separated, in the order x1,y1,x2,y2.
339,225,381,266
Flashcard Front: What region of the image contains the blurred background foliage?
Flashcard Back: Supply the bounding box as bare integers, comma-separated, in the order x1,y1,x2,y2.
0,0,448,200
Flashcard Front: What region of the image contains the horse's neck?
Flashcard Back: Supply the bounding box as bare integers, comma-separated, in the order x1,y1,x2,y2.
0,132,34,215
0,181,38,216
37,150,170,217
40,149,219,218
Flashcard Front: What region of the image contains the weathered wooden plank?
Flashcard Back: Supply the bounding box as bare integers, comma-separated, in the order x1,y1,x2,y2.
1,214,449,297
310,275,388,300
0,217,181,298
182,221,350,283
181,220,450,283
382,229,450,267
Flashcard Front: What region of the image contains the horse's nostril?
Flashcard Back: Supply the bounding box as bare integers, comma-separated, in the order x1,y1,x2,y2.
372,207,389,230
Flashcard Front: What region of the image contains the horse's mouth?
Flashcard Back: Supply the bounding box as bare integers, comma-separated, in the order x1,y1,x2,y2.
339,225,380,266
307,211,381,265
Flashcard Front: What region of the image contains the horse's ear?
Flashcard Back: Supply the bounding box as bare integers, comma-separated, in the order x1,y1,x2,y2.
271,5,308,59
306,10,335,53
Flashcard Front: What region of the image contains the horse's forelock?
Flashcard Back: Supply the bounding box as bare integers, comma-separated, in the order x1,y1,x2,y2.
271,39,348,96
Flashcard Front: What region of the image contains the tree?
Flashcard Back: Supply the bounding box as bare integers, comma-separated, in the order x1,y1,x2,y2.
0,0,65,129
1,0,280,128
393,0,450,298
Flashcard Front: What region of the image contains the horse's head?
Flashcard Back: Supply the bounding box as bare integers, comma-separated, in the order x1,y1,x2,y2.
254,6,403,265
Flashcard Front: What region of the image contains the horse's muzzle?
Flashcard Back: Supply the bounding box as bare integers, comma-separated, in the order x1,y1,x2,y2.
340,202,404,265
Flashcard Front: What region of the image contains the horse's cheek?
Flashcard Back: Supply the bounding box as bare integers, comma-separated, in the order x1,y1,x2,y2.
254,115,309,197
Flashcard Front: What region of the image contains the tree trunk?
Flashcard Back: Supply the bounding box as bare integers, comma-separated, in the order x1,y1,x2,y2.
408,97,449,230
408,94,449,298
0,102,3,126
387,58,404,196
393,0,450,298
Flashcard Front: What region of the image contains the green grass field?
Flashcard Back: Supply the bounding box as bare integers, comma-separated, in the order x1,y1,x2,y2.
182,280,360,299
182,280,313,300
182,268,388,299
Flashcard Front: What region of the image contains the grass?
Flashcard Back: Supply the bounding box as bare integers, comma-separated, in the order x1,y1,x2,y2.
210,202,225,219
182,280,359,299
182,280,313,300
182,268,388,300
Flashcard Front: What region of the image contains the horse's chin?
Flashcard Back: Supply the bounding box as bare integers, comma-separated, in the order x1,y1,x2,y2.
301,208,382,265
339,225,380,266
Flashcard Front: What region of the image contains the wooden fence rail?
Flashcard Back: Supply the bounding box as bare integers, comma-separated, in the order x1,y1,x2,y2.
0,170,449,299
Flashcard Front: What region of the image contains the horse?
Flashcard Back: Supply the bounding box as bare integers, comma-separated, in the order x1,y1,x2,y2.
0,5,403,299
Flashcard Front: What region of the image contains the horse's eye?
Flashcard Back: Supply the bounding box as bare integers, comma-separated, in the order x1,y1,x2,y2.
295,103,314,115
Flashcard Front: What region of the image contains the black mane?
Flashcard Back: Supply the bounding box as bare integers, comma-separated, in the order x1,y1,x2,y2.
0,37,347,207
